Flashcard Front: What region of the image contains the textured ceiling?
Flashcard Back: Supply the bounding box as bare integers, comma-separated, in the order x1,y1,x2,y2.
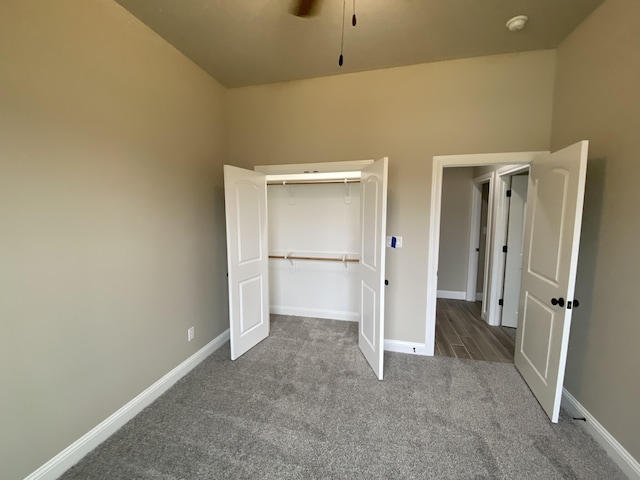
114,0,604,88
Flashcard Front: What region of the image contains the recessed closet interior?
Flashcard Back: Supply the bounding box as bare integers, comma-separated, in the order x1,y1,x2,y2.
266,178,362,322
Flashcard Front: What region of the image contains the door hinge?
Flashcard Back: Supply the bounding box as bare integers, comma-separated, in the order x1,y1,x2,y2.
506,189,512,197
498,299,504,306
502,245,508,253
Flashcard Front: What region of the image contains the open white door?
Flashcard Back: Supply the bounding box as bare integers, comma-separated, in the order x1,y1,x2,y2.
359,157,388,380
501,174,528,328
514,141,588,422
223,165,269,360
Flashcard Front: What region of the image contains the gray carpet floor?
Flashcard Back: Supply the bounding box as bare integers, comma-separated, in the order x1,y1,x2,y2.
60,315,625,479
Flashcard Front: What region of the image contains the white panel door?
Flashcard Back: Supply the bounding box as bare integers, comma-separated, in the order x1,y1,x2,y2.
501,174,529,328
359,157,388,380
224,165,269,360
514,141,588,422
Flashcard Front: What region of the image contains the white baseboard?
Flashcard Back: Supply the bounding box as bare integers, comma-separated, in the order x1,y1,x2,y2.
476,292,483,301
26,329,230,480
270,305,358,322
562,388,640,480
384,339,431,356
436,290,466,300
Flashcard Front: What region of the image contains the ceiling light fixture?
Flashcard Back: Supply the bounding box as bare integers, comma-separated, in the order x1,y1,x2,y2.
506,15,528,32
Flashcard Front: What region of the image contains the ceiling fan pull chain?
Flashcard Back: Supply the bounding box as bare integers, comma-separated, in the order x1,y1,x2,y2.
352,0,356,26
339,0,346,66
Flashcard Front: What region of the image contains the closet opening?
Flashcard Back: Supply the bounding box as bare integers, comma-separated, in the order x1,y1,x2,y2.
224,159,389,379
265,173,363,324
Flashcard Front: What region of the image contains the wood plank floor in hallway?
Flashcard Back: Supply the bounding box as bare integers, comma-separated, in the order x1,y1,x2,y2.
435,299,516,363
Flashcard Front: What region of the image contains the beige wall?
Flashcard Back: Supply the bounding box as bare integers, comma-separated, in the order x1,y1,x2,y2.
226,50,556,341
2,0,636,476
0,1,228,478
551,0,640,461
438,167,474,293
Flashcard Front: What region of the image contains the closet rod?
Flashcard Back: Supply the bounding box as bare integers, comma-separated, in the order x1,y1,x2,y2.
269,255,359,263
266,178,360,186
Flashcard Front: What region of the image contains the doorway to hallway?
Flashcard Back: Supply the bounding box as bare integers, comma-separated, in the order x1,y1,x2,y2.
434,298,515,362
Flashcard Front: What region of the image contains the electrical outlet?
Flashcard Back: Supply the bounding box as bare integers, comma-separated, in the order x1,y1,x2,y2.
187,326,195,342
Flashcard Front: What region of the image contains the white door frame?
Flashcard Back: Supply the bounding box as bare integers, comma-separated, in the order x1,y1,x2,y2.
486,164,531,326
425,151,547,355
465,174,493,313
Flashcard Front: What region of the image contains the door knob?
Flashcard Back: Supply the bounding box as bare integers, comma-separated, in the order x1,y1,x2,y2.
551,297,565,307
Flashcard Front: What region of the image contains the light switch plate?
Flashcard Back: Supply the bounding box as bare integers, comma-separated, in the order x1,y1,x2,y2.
386,236,403,248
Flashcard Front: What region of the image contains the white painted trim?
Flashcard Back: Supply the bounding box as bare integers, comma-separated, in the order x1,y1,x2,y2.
480,174,495,319
425,152,547,361
425,158,443,357
496,163,530,177
384,339,429,356
436,290,466,300
25,329,230,480
476,292,483,301
467,172,493,306
562,388,640,480
486,172,507,326
473,172,494,183
270,305,358,322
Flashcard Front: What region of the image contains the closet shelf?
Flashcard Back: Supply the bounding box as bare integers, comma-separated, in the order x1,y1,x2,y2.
269,254,359,263
266,178,360,186
265,170,361,186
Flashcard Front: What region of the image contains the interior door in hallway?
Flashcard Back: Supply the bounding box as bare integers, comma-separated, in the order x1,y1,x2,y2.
501,174,528,328
514,141,588,423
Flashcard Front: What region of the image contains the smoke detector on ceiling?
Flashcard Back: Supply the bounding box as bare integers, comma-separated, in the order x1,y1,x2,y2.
506,15,528,32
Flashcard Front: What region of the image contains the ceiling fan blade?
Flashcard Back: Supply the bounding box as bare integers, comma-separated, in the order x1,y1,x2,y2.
293,0,320,17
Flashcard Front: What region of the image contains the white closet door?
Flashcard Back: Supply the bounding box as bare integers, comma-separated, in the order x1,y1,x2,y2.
224,165,269,360
359,157,389,380
514,141,588,422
